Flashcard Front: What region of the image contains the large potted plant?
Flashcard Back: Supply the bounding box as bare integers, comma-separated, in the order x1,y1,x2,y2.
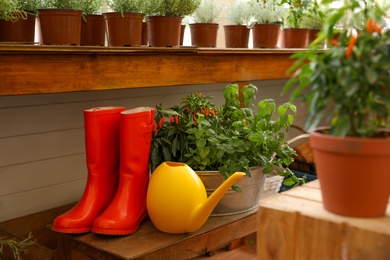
250,0,287,48
80,0,105,46
224,0,252,48
189,0,222,47
38,0,83,45
104,0,145,46
144,0,200,47
150,83,302,215
0,0,39,43
283,0,390,217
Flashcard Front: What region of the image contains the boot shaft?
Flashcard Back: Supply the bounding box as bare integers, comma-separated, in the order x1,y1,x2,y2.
84,107,125,173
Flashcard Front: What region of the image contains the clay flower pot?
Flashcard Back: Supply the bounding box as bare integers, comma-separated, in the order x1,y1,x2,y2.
104,12,144,47
38,9,82,45
224,25,250,48
0,11,36,43
81,14,105,46
310,129,390,217
284,28,309,48
251,24,281,48
189,23,219,47
146,16,182,47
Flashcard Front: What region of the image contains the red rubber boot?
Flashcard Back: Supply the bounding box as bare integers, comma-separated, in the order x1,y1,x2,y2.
52,106,125,234
92,107,155,235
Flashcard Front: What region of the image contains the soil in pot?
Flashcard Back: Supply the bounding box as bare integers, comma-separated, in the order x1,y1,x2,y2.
0,12,36,43
189,23,219,47
39,9,82,45
104,12,144,47
224,25,250,48
81,14,105,46
146,16,182,47
251,24,281,48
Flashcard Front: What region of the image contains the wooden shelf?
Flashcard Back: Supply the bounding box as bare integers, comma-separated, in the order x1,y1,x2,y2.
57,208,258,260
0,45,298,96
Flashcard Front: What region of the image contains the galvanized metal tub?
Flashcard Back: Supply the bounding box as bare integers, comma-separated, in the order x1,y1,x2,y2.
197,166,265,216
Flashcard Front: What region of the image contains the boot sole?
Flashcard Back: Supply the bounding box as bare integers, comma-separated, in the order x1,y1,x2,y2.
91,225,139,236
52,225,91,234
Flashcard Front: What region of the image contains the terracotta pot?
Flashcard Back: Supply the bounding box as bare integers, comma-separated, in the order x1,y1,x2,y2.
251,24,281,48
307,29,321,45
141,22,148,45
284,28,309,48
0,11,36,43
223,25,250,48
104,12,144,47
189,23,219,47
310,130,390,217
38,9,82,45
146,16,182,47
80,14,105,46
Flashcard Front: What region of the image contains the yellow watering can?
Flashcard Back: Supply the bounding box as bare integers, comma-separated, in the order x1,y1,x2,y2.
146,162,245,234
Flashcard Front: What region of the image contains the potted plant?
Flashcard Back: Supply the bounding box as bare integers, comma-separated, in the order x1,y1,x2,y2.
224,0,252,48
250,0,287,48
80,0,105,46
150,83,302,215
283,0,390,217
189,0,222,47
38,0,84,45
103,0,145,46
144,0,200,47
0,0,39,43
281,0,310,48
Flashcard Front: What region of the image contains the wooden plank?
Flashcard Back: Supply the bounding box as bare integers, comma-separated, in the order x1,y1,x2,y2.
0,180,85,221
0,154,85,196
0,129,84,167
0,46,296,96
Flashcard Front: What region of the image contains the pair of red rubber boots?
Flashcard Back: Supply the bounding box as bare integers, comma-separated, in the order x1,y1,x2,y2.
52,106,155,235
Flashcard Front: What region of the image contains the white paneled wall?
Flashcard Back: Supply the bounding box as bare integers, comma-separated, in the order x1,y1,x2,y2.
0,80,306,221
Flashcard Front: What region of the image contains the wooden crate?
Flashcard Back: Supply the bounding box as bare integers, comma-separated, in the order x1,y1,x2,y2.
257,180,390,260
0,203,75,260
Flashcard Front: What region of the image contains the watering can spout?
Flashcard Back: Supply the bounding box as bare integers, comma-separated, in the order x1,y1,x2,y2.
186,172,246,233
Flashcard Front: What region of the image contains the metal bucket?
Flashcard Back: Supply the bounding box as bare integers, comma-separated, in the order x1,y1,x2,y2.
197,167,265,216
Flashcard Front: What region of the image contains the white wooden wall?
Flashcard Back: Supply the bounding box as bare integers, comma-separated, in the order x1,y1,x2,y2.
0,79,306,222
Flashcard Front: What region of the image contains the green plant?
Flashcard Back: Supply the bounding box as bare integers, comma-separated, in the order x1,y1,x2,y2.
81,0,104,15
108,0,144,15
300,0,327,29
38,0,83,9
18,0,40,11
150,83,303,191
191,0,222,23
0,233,35,260
250,0,287,24
0,0,26,21
144,0,200,17
281,0,310,28
283,0,390,137
226,0,252,26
